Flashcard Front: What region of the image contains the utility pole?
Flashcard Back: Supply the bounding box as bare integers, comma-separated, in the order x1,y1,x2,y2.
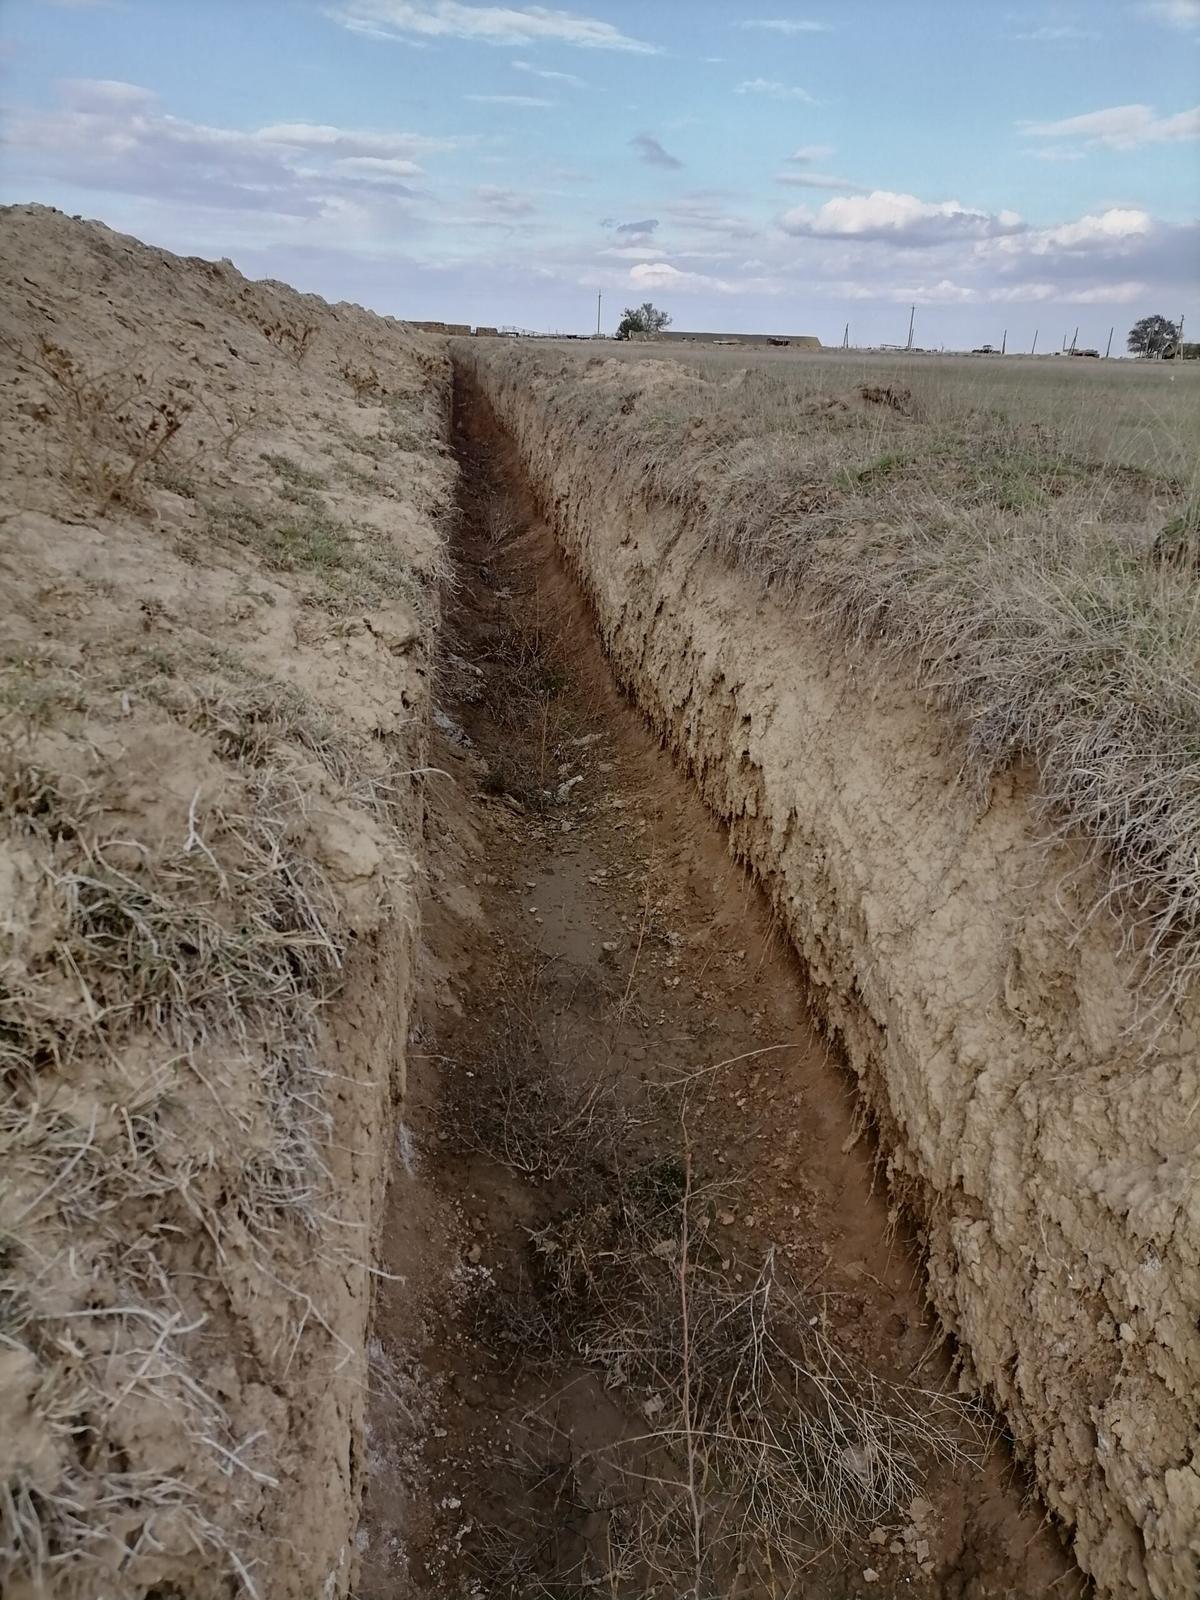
596,292,602,337
1031,328,1038,355
905,304,915,351
1001,328,1007,355
1070,325,1079,355
1105,326,1114,359
1178,312,1186,357
842,321,849,349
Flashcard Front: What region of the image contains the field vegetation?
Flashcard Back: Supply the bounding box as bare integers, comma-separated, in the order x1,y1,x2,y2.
479,340,1200,1007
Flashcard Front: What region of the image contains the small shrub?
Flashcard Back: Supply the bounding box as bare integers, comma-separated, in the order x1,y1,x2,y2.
340,361,384,401
257,317,317,363
22,337,190,513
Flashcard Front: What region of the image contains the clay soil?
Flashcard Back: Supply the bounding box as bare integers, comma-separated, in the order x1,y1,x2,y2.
355,373,1089,1599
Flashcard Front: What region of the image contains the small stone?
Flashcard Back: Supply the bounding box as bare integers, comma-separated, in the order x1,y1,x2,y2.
862,1569,880,1584
868,1528,887,1546
601,939,619,952
466,1244,482,1264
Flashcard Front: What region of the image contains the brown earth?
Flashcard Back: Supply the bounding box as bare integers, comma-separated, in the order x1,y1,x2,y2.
462,345,1200,1600
356,372,1086,1598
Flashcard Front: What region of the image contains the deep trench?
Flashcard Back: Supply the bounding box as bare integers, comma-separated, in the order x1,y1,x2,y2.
354,369,1087,1599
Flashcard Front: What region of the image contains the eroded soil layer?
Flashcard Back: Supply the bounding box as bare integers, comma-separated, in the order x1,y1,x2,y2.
357,372,1083,1598
463,349,1200,1600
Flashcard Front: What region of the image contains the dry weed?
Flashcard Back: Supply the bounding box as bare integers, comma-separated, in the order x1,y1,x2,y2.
1,757,349,1595
13,335,191,513
454,1046,983,1594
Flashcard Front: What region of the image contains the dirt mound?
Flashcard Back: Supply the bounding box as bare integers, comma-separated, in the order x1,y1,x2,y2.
0,207,452,1597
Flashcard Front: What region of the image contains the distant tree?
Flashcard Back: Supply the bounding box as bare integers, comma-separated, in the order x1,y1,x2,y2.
615,301,672,340
1127,314,1180,358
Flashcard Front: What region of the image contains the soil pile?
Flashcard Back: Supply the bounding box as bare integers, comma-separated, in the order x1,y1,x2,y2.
0,206,452,1598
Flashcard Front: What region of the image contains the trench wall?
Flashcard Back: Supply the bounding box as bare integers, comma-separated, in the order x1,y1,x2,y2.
465,350,1200,1600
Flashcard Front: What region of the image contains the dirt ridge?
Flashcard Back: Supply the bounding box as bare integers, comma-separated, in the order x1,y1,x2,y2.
0,207,453,1599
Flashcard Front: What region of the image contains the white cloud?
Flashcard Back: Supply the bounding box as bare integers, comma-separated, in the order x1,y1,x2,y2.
786,144,834,162
1009,23,1097,40
465,92,553,105
473,183,536,214
781,190,1024,244
626,259,778,295
1014,207,1153,252
1142,0,1200,27
4,78,444,226
1021,102,1200,148
1028,146,1088,161
333,1,658,52
333,154,425,178
257,121,456,156
987,282,1058,302
512,57,584,84
57,77,157,111
1065,280,1147,303
735,17,831,33
775,171,869,193
735,78,816,102
664,196,758,239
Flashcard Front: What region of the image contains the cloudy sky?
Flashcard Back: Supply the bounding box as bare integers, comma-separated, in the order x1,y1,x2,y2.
2,0,1197,348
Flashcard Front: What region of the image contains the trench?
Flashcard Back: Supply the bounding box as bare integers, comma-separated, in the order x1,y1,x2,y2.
355,370,1086,1598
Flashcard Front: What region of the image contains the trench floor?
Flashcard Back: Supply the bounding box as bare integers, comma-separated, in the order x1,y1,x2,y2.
355,373,1086,1599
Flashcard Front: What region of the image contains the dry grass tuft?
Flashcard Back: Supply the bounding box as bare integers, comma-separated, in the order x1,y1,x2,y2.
447,1014,983,1595
440,1008,626,1184
9,335,191,513
0,751,348,1593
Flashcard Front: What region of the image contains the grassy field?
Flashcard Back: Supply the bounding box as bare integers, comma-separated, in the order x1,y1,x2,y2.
600,344,1200,478
477,339,1200,1004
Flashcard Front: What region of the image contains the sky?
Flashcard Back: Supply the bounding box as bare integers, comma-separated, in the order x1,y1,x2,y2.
1,0,1197,349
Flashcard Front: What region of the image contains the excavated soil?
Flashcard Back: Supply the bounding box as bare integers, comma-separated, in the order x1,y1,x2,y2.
356,374,1086,1597
0,207,450,1599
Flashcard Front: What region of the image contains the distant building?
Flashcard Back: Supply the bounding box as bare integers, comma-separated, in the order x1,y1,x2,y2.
405,319,470,335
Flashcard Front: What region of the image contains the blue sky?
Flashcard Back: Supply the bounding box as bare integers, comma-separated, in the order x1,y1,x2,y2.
2,0,1197,348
